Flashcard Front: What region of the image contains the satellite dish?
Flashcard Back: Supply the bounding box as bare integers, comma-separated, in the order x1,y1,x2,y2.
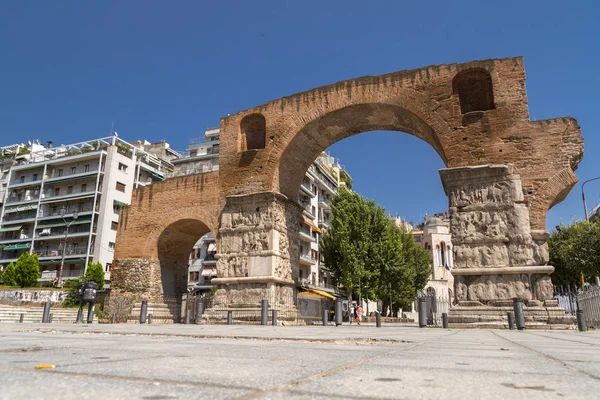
28,141,32,146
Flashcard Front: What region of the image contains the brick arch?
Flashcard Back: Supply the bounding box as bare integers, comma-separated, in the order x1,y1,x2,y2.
274,95,452,199
528,168,579,230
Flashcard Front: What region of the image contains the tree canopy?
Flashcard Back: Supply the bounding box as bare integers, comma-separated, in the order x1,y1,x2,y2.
85,261,105,290
15,252,40,288
2,262,17,286
549,221,600,288
320,187,431,310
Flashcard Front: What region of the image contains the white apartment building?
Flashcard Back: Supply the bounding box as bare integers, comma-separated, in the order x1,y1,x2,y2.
409,214,454,299
0,136,177,286
179,128,350,296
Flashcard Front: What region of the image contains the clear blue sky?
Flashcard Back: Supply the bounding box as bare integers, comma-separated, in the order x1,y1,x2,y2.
1,1,598,230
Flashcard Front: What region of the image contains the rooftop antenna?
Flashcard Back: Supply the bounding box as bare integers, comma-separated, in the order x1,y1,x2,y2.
110,120,115,136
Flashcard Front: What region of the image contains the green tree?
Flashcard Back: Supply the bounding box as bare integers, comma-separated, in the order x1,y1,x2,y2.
549,221,600,288
85,261,105,290
320,187,431,309
2,262,17,286
15,252,40,288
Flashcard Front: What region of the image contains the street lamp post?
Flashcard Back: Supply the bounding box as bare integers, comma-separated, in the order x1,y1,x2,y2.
582,176,600,222
57,206,79,287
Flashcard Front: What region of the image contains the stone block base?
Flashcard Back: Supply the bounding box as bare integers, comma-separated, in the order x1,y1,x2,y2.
448,301,576,329
203,278,305,325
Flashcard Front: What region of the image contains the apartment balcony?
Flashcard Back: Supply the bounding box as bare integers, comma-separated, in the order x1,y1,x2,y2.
35,230,91,242
299,203,316,219
44,169,100,184
5,195,40,205
33,245,90,260
38,268,85,281
39,188,97,204
2,212,37,224
298,279,337,294
318,219,330,229
37,206,95,220
8,176,44,189
299,253,316,266
318,197,331,209
0,233,32,244
202,252,217,265
299,229,315,242
300,181,316,198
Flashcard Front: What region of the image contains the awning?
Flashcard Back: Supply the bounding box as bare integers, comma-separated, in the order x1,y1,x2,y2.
303,216,316,228
150,172,165,181
113,199,129,207
0,225,22,232
3,243,31,251
207,242,217,252
312,226,321,233
4,204,38,213
301,288,336,300
201,268,217,277
71,217,92,226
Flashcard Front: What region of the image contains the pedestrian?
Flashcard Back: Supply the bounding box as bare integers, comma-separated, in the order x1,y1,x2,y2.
349,303,355,325
356,305,363,325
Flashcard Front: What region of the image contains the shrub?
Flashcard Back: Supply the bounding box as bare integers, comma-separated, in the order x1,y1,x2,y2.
85,262,105,290
15,253,40,288
2,262,17,286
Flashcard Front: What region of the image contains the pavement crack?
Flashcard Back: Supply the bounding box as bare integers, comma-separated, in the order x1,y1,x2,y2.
490,331,600,381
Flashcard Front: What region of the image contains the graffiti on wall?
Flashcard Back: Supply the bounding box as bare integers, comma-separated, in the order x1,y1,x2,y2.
0,289,68,304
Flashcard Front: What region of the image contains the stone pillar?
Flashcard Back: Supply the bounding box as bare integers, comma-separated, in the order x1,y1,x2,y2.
440,165,572,327
206,191,303,323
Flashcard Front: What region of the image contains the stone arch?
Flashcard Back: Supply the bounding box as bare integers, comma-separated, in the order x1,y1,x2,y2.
156,218,212,296
239,113,267,151
276,98,451,199
452,68,495,114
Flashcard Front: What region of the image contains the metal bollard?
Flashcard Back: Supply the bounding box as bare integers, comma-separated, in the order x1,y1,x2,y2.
87,304,95,324
442,312,448,329
147,314,153,324
322,309,328,326
42,301,51,323
195,299,204,325
507,312,515,330
376,312,381,328
576,310,586,332
260,299,268,326
184,309,191,325
227,310,233,325
418,297,427,328
272,309,277,326
513,298,526,330
49,314,53,323
335,299,343,326
111,313,116,324
19,313,24,323
139,300,148,324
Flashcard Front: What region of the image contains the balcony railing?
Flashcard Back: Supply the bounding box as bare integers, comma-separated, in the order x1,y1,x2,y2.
299,279,336,291
33,245,89,258
299,253,316,265
36,226,92,238
38,204,95,218
2,211,37,222
9,175,44,186
40,188,96,200
45,168,100,181
6,195,40,205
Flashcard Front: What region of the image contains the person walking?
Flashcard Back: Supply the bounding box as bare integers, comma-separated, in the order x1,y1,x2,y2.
356,305,364,325
349,303,355,325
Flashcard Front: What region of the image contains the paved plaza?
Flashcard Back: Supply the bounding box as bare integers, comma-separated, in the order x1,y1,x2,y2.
0,323,598,399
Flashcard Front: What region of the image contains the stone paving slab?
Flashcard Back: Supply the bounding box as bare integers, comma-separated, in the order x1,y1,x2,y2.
0,324,598,399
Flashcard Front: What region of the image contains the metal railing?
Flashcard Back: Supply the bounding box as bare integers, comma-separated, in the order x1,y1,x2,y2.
33,245,89,257
418,295,450,326
6,195,40,204
46,168,99,180
577,285,600,328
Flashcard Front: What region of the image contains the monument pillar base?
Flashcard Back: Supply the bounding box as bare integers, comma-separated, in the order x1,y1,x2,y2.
448,299,576,329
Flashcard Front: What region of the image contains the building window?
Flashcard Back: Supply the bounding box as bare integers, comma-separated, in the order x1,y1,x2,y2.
20,176,25,183
111,221,119,231
71,167,76,175
81,183,87,192
108,242,115,250
67,186,73,194
84,164,90,172
189,150,197,157
78,202,85,212
33,173,38,181
118,163,127,172
189,271,199,282
452,68,495,114
54,188,60,197
105,263,111,272
440,242,447,267
116,182,125,192
58,169,63,177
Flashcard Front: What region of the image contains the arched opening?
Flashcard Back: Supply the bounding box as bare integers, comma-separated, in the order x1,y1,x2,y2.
452,68,495,114
239,113,266,151
276,102,450,321
156,218,212,297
